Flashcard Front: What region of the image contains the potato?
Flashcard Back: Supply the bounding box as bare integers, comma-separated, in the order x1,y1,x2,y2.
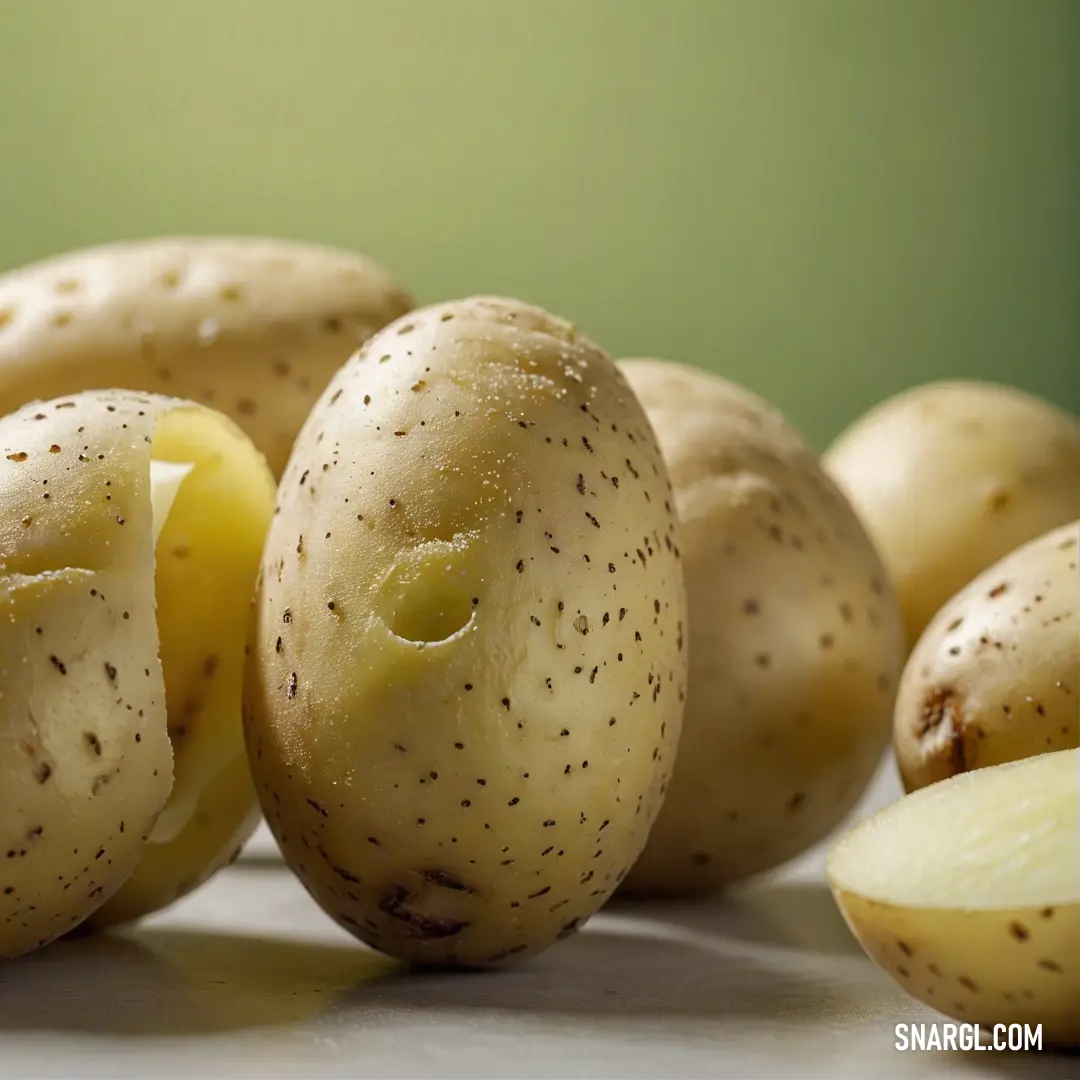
244,297,688,966
616,360,905,895
894,520,1079,792
0,389,275,957
828,749,1079,1047
824,380,1080,650
0,237,413,477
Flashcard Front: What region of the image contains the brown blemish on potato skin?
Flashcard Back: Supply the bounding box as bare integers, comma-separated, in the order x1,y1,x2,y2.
915,686,969,778
378,885,470,939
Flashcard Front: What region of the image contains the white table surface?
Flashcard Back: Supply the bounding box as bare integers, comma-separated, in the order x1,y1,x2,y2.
1,752,1075,1080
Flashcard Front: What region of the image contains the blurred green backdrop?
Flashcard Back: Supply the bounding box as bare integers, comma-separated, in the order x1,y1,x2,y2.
0,0,1076,446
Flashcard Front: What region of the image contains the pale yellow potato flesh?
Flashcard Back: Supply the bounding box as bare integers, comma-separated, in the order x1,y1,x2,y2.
618,359,904,895
824,380,1080,651
0,236,413,476
87,404,275,928
244,297,688,967
828,750,1079,1047
895,521,1079,791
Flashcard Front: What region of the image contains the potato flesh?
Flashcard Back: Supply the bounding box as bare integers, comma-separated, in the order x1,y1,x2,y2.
87,406,274,926
828,750,1078,910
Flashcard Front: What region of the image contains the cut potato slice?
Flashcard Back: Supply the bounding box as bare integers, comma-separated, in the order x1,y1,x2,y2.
828,749,1079,1046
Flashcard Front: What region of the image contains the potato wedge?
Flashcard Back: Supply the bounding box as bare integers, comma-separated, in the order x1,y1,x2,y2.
828,749,1079,1047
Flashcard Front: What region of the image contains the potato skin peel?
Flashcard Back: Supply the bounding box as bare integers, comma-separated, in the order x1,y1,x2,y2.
0,391,175,959
85,402,276,928
244,297,688,967
0,237,413,477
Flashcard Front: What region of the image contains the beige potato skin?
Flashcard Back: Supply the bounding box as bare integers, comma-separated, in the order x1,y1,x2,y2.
0,392,175,959
618,359,904,896
824,380,1080,650
244,298,688,966
895,521,1079,792
0,237,413,476
832,892,1078,1047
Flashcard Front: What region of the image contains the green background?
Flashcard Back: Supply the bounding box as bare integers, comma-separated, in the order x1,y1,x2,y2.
1,0,1076,447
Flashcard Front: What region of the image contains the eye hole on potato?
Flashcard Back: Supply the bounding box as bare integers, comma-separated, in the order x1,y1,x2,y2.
377,539,479,647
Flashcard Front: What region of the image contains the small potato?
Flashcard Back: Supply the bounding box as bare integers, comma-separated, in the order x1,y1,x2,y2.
244,298,688,967
0,390,275,957
616,360,905,895
0,237,413,476
828,749,1079,1047
824,380,1080,650
894,521,1079,792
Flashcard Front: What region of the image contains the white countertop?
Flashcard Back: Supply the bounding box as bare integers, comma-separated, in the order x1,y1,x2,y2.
1,753,1074,1079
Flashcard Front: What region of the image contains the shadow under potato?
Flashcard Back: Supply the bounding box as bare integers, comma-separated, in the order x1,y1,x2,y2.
356,914,887,1026
0,927,396,1037
0,898,889,1039
607,879,865,957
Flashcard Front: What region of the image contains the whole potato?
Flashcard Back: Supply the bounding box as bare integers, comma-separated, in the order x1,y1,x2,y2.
824,380,1080,650
244,297,688,966
894,520,1079,792
828,749,1079,1047
0,390,274,957
0,237,413,476
617,359,904,896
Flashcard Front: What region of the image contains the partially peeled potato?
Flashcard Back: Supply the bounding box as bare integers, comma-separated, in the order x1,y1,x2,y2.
0,389,275,957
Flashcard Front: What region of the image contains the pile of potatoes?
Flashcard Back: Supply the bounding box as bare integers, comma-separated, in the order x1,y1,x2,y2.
0,239,1075,1041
